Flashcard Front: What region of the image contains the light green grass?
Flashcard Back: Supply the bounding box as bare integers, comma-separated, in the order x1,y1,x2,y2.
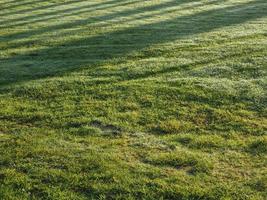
0,0,266,199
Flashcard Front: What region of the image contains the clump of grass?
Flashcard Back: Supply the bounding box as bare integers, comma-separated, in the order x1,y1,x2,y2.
90,120,123,136
146,151,213,174
129,132,175,150
153,119,183,134
248,177,267,192
177,135,225,150
72,126,102,136
177,136,192,145
247,138,267,155
119,102,139,112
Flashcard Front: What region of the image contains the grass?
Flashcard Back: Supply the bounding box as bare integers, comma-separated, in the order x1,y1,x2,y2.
0,0,266,199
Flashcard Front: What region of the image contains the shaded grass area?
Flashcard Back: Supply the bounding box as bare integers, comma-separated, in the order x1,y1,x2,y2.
0,0,267,199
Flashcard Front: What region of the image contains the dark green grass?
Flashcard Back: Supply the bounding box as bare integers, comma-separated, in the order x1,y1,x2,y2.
0,0,267,199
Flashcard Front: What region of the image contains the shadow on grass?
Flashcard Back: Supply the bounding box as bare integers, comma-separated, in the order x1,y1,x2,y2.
1,0,191,40
0,0,88,16
0,0,266,86
0,0,135,26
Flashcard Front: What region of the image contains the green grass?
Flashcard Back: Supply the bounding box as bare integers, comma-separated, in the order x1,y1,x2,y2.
0,0,266,199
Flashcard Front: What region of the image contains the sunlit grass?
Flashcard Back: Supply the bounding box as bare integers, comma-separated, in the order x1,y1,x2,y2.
0,0,266,199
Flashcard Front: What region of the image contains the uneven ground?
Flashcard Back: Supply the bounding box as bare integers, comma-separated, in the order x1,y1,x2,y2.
0,0,267,199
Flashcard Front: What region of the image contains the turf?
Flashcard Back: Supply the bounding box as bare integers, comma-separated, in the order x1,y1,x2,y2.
0,0,267,199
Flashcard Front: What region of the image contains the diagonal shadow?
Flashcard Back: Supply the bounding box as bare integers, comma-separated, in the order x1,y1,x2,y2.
1,0,198,57
0,0,143,28
0,0,89,17
1,0,190,42
3,0,213,51
0,0,266,86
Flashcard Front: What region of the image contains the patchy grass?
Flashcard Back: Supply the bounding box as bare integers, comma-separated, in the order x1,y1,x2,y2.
247,138,267,155
144,150,213,174
0,0,267,199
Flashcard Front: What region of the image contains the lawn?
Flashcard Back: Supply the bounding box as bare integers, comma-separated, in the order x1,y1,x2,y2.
0,0,266,199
